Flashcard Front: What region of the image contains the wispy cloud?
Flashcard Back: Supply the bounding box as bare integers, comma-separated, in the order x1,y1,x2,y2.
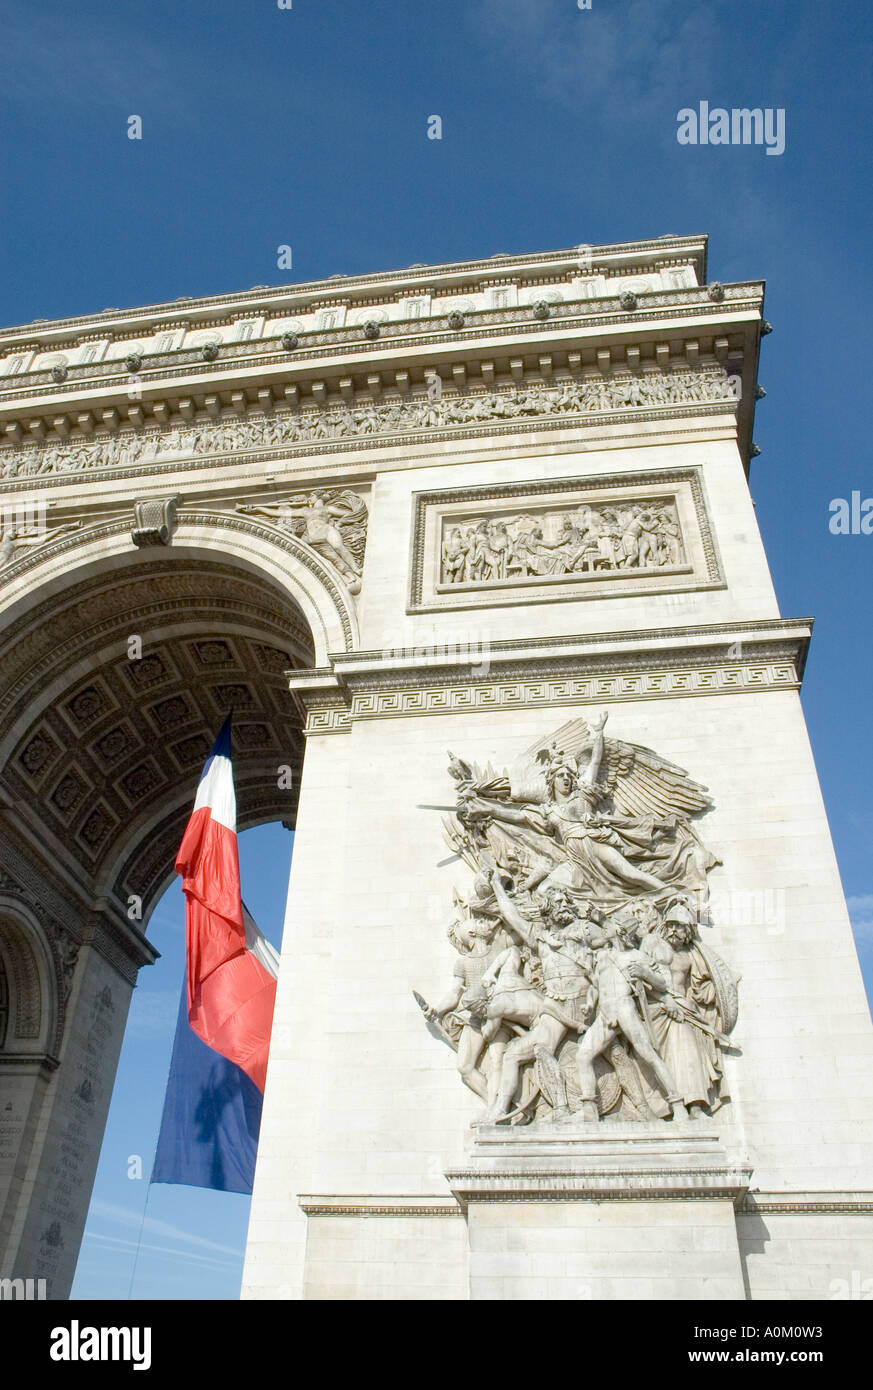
0,6,183,115
88,1199,243,1258
82,1231,240,1271
466,0,724,123
126,989,179,1038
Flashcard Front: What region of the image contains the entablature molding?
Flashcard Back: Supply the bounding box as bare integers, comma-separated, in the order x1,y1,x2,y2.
0,365,745,491
0,284,761,436
290,619,812,734
0,282,761,418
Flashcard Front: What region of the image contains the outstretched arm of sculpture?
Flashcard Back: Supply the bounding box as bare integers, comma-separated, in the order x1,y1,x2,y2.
424,958,467,1021
460,796,538,831
580,710,608,789
427,977,464,1020
236,503,288,519
490,872,536,948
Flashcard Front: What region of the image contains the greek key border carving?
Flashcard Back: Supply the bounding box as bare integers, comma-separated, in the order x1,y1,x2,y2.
303,706,352,736
348,664,799,722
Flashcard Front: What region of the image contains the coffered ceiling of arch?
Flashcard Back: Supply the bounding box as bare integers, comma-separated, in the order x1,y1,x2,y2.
0,557,315,922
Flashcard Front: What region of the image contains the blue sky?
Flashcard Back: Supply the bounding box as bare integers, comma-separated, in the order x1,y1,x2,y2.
2,0,871,1297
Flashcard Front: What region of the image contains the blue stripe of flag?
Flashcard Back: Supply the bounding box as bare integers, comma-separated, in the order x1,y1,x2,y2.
151,982,262,1195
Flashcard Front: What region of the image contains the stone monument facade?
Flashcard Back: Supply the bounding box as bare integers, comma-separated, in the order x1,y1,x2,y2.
0,237,870,1299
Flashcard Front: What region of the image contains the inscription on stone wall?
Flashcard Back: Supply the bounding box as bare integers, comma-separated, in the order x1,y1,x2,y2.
32,981,116,1292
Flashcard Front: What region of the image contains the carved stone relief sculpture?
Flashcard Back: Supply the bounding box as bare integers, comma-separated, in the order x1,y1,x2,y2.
236,489,368,593
0,368,740,481
0,520,81,578
416,713,738,1126
440,498,685,588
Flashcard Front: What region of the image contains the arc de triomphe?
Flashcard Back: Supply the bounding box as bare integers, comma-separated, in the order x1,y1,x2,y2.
1,238,871,1301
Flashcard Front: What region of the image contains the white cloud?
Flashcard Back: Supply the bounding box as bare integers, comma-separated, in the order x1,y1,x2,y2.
1,5,180,113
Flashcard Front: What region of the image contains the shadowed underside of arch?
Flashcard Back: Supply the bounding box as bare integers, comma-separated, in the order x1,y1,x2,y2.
0,549,315,924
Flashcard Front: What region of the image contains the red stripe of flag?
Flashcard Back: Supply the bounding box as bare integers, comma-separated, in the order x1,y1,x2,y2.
175,720,277,1093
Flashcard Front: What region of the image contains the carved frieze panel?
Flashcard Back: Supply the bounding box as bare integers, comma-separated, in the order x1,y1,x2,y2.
410,468,723,611
0,369,739,486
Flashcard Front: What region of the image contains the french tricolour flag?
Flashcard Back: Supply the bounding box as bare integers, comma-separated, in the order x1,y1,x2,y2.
173,717,278,1093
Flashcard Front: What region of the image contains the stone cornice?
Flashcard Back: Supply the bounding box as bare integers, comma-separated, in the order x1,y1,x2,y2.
0,290,762,457
298,1195,461,1218
1,236,710,343
447,1126,752,1208
329,619,811,682
740,1191,873,1214
0,283,761,410
291,620,812,733
445,1167,752,1205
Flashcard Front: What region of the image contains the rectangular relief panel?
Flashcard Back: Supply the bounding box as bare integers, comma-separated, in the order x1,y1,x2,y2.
409,467,724,612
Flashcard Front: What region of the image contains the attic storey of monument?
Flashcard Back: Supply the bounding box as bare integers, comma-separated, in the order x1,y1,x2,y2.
0,236,871,1304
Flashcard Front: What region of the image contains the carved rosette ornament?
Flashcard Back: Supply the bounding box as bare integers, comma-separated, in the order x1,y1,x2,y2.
416,712,739,1127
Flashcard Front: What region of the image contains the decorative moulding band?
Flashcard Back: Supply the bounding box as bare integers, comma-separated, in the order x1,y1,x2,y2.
0,371,741,488
444,1166,754,1208
740,1192,873,1214
291,621,812,733
298,1194,462,1218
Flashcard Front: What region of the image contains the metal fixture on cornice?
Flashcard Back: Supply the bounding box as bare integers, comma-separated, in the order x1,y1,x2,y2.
363,320,381,340
532,300,551,320
281,332,299,350
447,311,465,329
125,353,142,372
755,385,767,400
619,291,638,311
750,443,761,457
707,282,725,302
201,343,219,361
50,365,67,383
761,321,773,335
